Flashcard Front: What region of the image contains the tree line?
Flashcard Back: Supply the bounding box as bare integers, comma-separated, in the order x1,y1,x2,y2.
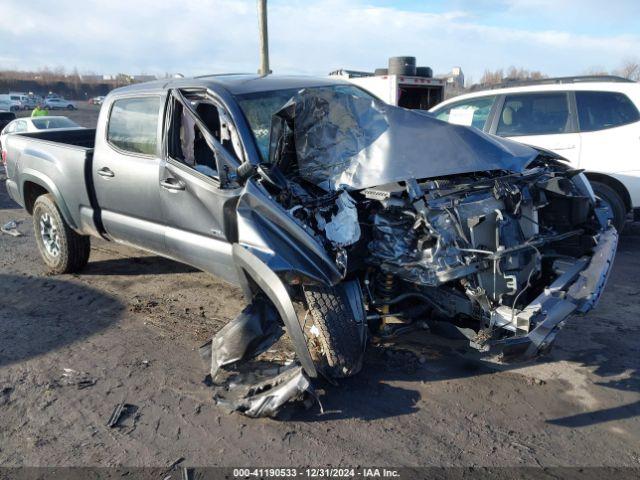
475,58,640,87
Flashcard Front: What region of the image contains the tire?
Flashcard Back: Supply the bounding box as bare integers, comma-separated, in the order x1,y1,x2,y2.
302,284,364,378
388,56,416,76
416,66,433,78
590,181,626,233
32,194,90,274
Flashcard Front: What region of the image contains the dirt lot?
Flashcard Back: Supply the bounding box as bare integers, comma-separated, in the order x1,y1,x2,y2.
1,106,639,469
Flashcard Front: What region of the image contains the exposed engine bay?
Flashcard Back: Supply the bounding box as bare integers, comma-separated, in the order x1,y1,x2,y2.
264,153,611,352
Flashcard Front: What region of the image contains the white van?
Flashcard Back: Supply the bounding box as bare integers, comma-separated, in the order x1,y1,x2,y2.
429,76,640,231
0,94,23,111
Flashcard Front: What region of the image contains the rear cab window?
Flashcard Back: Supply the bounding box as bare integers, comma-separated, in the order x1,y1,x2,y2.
433,96,496,130
576,91,640,132
107,96,162,155
497,92,570,136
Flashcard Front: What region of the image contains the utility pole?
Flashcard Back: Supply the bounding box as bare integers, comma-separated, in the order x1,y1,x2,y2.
257,0,270,75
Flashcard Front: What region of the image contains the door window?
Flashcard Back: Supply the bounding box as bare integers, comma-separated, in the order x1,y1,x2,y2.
107,96,161,155
576,91,640,132
167,92,242,182
497,92,570,136
434,96,496,129
167,98,220,179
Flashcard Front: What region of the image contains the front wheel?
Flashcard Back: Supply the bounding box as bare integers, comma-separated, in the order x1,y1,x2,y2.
32,194,90,274
302,284,365,378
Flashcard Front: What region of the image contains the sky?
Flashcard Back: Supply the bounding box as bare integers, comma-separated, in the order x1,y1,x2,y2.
1,0,639,82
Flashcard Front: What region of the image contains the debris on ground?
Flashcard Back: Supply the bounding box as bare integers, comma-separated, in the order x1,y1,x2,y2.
1,220,23,237
199,297,319,418
106,402,139,429
213,365,320,418
167,457,185,470
200,298,283,380
61,368,96,390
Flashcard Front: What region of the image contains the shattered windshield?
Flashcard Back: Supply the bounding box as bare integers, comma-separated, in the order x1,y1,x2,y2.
236,85,377,161
239,84,539,191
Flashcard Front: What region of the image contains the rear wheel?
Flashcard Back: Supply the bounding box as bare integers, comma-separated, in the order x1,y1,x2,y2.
32,194,90,274
302,284,364,378
591,181,626,233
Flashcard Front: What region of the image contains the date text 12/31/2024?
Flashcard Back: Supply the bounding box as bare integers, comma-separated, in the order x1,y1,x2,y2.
233,468,401,478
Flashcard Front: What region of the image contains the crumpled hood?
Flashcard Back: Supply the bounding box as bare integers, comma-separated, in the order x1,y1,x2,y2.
269,88,539,191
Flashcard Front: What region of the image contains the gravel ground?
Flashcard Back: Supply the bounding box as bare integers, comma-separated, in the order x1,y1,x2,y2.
0,108,639,468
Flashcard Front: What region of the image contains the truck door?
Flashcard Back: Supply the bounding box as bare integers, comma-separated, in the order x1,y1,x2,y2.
92,94,167,253
491,92,581,166
158,89,244,284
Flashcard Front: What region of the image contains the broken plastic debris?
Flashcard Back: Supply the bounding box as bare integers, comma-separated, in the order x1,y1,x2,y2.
199,298,283,380
214,365,319,418
61,368,96,390
106,402,138,428
316,191,361,247
1,220,22,237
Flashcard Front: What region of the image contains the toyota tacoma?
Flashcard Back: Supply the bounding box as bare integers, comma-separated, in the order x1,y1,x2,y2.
2,75,617,416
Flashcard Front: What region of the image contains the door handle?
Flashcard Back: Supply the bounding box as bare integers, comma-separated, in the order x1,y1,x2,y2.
160,178,186,191
97,167,114,178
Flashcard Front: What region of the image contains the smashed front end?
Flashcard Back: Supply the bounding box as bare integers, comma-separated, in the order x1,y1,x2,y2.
203,85,617,417
263,87,617,362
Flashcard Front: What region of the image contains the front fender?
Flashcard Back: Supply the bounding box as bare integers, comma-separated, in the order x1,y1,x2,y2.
232,243,318,378
236,179,342,286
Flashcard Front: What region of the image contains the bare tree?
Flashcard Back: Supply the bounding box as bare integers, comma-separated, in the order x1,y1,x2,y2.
584,66,609,76
479,68,503,86
478,67,547,86
616,58,640,81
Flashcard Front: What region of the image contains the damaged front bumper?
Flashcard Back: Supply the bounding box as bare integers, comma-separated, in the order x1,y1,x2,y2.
484,227,618,362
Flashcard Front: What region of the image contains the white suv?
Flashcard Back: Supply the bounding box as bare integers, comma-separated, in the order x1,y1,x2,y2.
429,76,640,231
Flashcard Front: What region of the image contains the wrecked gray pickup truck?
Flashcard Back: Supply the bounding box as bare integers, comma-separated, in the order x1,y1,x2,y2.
3,75,617,416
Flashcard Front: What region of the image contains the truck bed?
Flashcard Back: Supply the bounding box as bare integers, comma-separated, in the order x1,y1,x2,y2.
4,128,100,236
17,128,96,149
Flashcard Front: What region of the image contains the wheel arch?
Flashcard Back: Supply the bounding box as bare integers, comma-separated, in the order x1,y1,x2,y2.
584,172,632,213
21,172,77,229
232,243,318,378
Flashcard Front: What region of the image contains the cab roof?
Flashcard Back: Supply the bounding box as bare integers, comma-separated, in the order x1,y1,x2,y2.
111,74,348,97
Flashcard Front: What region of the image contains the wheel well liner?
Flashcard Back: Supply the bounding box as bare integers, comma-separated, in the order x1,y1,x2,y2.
23,181,49,214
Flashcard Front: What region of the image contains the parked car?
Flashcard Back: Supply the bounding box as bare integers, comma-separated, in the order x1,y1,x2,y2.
0,94,23,111
0,116,82,150
0,99,13,112
430,76,640,232
89,96,105,105
44,98,77,110
22,95,39,109
2,75,616,415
